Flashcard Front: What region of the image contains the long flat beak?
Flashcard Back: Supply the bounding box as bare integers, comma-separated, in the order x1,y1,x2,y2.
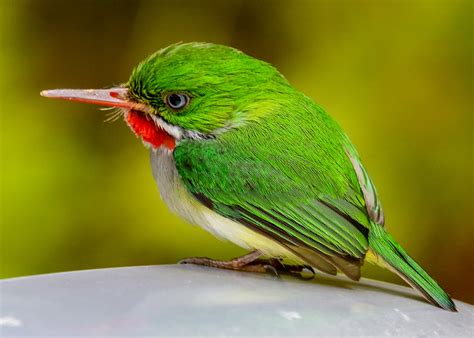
40,88,135,109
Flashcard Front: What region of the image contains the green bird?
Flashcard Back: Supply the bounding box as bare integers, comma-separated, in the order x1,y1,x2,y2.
41,42,456,311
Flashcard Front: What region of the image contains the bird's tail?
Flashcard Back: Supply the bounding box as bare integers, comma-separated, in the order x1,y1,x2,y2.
369,225,456,311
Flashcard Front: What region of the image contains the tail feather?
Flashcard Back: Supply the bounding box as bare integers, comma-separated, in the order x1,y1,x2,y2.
369,225,457,311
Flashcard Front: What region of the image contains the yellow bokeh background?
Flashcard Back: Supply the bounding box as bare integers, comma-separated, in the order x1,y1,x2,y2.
1,0,472,304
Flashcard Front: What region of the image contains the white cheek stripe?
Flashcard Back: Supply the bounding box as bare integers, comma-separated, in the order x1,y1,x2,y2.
150,114,184,140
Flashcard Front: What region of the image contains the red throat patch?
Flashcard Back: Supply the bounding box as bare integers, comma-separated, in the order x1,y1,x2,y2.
126,110,175,150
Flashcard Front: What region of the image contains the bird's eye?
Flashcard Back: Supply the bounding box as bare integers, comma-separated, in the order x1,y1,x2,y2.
165,93,189,110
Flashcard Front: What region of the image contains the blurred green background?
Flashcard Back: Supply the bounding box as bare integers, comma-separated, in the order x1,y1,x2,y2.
1,0,472,304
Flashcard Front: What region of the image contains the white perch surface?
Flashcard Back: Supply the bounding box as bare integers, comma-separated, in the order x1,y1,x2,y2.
0,265,472,336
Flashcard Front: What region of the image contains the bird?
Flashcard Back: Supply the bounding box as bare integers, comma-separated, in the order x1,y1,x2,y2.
41,42,456,311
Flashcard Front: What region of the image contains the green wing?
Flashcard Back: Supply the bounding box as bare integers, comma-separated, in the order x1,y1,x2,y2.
174,104,383,280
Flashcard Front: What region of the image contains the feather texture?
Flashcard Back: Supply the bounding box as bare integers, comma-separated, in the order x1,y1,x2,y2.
173,92,373,280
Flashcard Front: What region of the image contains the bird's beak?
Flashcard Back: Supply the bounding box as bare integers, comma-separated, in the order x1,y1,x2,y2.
40,88,135,109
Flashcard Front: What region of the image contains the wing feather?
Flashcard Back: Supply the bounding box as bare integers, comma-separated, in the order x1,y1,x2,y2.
173,105,378,280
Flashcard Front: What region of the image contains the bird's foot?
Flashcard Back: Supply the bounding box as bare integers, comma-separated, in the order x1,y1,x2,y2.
178,250,315,280
178,250,266,273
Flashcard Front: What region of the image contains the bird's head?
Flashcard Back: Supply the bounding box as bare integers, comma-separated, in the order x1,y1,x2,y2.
41,42,291,150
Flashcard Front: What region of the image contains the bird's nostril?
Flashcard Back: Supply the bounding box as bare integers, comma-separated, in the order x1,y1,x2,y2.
109,88,129,100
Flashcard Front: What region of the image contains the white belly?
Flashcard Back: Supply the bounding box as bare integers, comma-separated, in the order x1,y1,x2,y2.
149,148,302,261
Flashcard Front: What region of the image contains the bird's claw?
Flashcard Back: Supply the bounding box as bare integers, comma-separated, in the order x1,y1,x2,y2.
298,265,316,280
260,258,316,280
264,264,280,278
178,258,194,265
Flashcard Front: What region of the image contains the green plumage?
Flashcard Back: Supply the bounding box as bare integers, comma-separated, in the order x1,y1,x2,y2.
128,42,456,311
173,93,370,277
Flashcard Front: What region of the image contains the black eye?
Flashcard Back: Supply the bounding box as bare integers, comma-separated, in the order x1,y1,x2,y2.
166,93,189,110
